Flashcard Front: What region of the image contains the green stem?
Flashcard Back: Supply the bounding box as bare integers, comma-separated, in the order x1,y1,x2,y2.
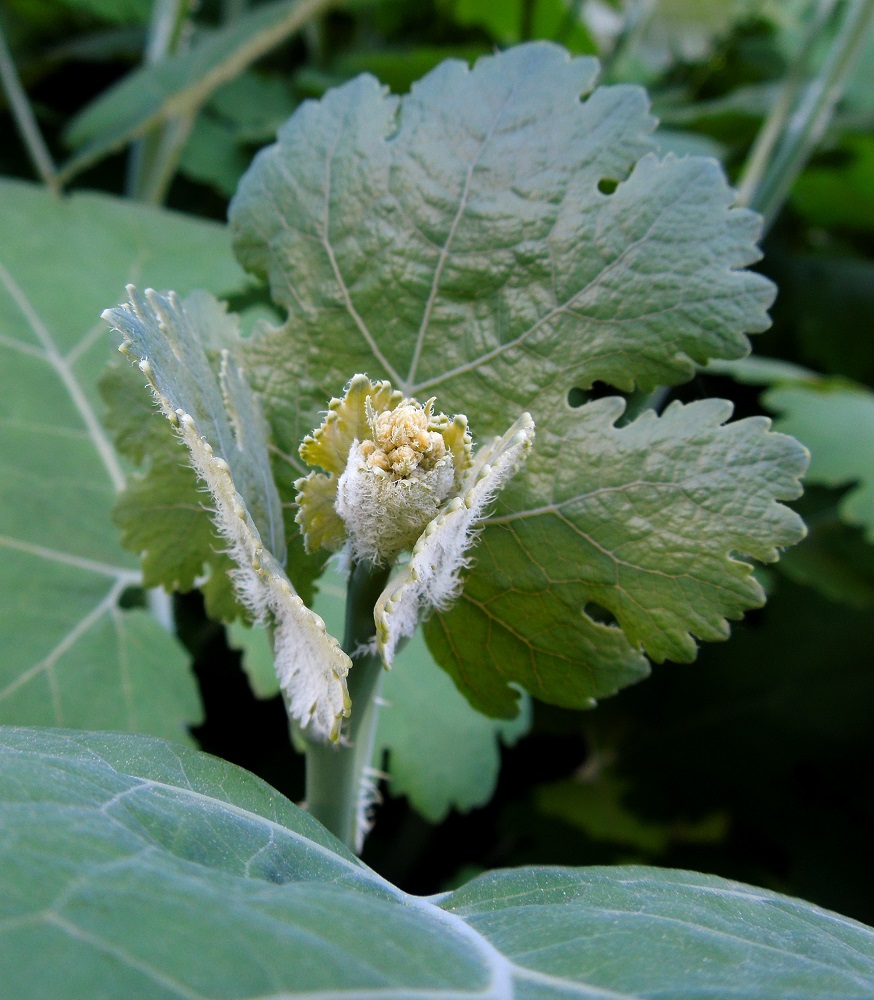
0,22,59,193
126,0,190,202
739,0,874,232
736,0,839,211
304,560,390,852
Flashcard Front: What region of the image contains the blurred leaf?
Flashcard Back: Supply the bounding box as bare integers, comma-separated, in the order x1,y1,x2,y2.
54,0,150,22
59,0,338,182
4,726,873,999
597,575,874,922
653,126,727,160
702,354,818,384
177,114,250,196
209,69,297,138
226,620,278,699
330,44,490,93
0,179,245,735
779,518,874,607
536,774,727,855
228,43,802,717
793,136,874,230
450,0,595,51
765,381,874,540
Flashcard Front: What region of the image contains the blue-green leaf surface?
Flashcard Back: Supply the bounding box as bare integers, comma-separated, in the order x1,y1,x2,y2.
2,726,873,999
0,179,245,736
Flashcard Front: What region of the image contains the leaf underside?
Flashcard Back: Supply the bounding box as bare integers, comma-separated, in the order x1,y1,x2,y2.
102,287,351,741
226,42,805,715
2,727,872,1000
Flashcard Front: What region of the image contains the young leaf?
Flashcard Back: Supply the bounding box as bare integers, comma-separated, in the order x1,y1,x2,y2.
228,43,799,716
103,287,351,741
2,726,872,999
0,178,243,737
100,356,242,622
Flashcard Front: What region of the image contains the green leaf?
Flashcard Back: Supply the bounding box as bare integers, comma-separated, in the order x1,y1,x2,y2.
428,397,806,715
779,519,874,607
54,0,150,23
793,136,874,231
311,566,532,822
3,726,873,999
377,631,530,821
0,178,244,736
231,43,773,442
100,357,242,622
228,43,801,716
177,115,251,197
765,381,874,541
59,0,338,184
450,0,595,52
103,287,352,741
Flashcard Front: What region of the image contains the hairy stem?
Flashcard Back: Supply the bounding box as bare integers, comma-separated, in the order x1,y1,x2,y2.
304,560,391,851
0,23,59,193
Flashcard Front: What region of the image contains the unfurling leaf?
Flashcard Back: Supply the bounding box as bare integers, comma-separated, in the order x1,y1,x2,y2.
103,287,351,742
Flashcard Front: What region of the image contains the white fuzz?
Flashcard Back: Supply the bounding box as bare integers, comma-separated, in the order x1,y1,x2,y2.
354,766,386,854
336,439,455,565
375,413,535,666
175,411,352,741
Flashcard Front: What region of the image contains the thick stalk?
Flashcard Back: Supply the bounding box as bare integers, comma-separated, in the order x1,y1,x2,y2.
740,0,874,232
304,560,390,851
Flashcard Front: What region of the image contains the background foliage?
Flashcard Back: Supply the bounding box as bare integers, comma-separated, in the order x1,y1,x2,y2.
1,0,872,933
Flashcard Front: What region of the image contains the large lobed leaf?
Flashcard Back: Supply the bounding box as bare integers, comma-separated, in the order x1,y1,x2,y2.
2,726,872,999
0,179,246,738
227,43,806,716
428,396,807,715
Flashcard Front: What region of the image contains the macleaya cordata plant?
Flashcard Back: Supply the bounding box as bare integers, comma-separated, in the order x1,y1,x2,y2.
103,42,809,852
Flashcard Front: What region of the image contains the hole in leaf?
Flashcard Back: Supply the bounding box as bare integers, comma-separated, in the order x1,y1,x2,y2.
584,602,619,627
567,382,615,408
597,177,618,195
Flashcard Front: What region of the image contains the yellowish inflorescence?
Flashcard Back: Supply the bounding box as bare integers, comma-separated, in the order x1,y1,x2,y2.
295,375,472,566
360,398,447,479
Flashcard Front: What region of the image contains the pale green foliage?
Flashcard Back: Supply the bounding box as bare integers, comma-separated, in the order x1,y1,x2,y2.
1,727,871,999
226,43,805,716
766,381,874,541
0,178,245,737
